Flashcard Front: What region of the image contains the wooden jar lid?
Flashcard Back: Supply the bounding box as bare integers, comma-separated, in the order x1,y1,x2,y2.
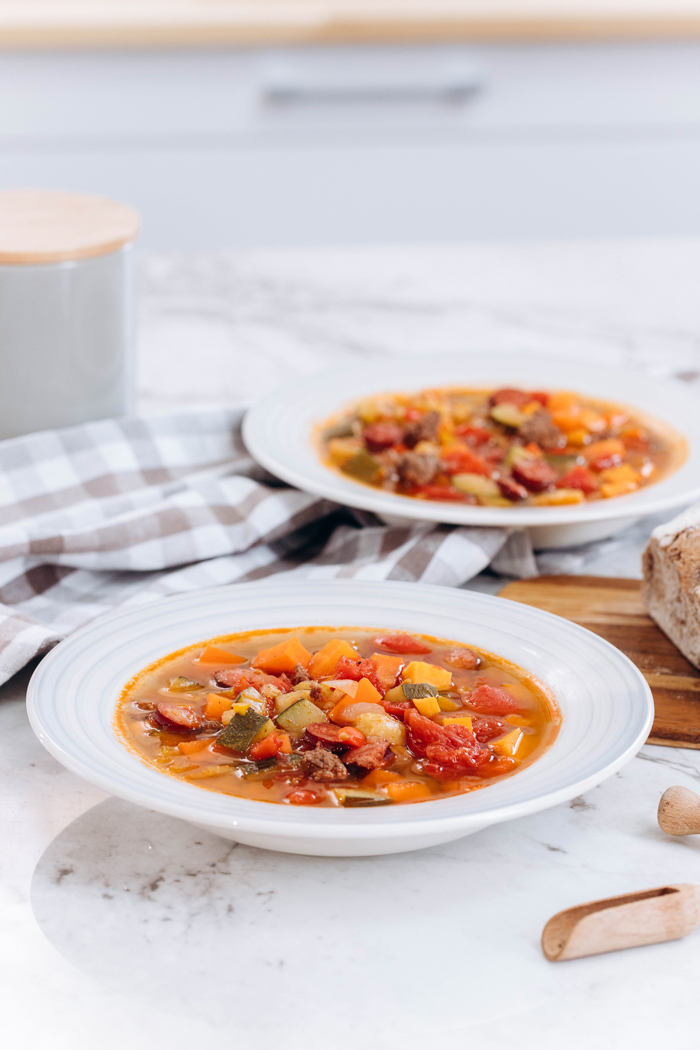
0,190,140,265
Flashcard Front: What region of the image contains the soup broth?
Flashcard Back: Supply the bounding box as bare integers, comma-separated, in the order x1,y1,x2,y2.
319,385,684,507
117,626,560,808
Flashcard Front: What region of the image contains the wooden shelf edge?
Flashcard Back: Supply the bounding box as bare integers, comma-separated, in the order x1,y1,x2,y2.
2,15,700,50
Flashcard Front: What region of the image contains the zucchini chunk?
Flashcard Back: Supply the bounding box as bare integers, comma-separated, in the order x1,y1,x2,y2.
167,676,204,693
276,698,328,734
332,788,394,808
341,449,382,483
217,708,270,751
400,682,439,700
236,757,279,778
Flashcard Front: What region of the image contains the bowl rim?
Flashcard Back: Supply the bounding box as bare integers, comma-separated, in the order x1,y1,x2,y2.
242,351,700,527
26,579,654,842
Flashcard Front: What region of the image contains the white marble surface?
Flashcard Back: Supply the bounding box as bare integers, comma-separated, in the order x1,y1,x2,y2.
6,238,700,1049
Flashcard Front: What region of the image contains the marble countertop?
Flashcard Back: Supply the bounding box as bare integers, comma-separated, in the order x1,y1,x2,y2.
6,237,700,1049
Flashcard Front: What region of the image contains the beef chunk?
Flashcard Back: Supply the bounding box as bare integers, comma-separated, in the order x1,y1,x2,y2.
302,745,349,782
403,411,440,449
309,682,325,704
396,451,439,487
343,741,393,774
291,663,309,686
517,409,564,450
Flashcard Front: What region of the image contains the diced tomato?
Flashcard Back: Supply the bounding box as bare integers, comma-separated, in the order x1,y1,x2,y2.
381,699,413,720
465,683,521,715
249,733,285,761
477,755,518,778
471,716,507,743
285,789,322,805
373,634,432,655
404,408,422,421
364,421,403,453
405,709,492,779
490,388,531,408
511,458,558,492
213,668,292,695
530,392,549,406
333,656,385,696
556,465,598,494
155,703,203,731
415,485,469,502
454,424,492,444
422,744,493,780
404,709,446,755
441,444,491,477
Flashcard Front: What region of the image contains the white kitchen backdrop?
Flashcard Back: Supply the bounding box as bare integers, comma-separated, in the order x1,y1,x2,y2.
2,40,700,249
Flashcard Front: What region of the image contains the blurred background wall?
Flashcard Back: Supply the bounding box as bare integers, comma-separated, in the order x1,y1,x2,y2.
2,7,700,250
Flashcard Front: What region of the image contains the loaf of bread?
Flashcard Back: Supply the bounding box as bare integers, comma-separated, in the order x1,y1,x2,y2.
642,504,700,668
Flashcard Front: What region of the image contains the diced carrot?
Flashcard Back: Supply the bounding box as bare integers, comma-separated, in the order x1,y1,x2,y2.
308,639,358,680
198,645,246,666
384,781,433,802
547,391,578,413
251,637,311,674
337,727,366,747
277,732,292,754
370,652,404,691
583,439,626,471
177,738,211,755
204,692,233,721
401,661,452,690
551,410,582,433
577,408,606,433
565,428,591,448
361,769,402,788
354,677,383,705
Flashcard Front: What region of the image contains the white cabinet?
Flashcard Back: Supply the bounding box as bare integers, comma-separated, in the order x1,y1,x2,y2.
1,42,700,248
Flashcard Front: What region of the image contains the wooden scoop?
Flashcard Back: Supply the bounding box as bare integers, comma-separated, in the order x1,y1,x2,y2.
658,785,700,836
542,884,700,961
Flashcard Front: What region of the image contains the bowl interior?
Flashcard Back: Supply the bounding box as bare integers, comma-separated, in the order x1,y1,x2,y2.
27,579,653,839
243,352,700,526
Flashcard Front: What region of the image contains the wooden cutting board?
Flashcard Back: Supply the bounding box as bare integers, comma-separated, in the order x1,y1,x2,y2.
498,575,700,749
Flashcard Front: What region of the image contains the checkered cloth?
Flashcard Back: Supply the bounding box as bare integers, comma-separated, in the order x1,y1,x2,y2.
0,409,537,686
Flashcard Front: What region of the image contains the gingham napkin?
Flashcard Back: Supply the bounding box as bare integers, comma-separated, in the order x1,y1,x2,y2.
0,408,537,686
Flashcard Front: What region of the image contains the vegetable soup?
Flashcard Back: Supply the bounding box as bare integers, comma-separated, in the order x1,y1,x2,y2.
319,386,684,507
116,627,560,807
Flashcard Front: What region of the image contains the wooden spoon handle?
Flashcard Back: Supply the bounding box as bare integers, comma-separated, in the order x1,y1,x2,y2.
542,884,700,961
658,785,700,836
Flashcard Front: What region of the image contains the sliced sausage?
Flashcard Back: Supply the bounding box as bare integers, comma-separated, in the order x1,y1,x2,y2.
443,648,481,670
304,723,347,752
497,476,529,501
364,421,403,452
511,458,559,492
155,702,203,731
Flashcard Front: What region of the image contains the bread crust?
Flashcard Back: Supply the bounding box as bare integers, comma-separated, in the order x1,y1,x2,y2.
642,506,700,669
